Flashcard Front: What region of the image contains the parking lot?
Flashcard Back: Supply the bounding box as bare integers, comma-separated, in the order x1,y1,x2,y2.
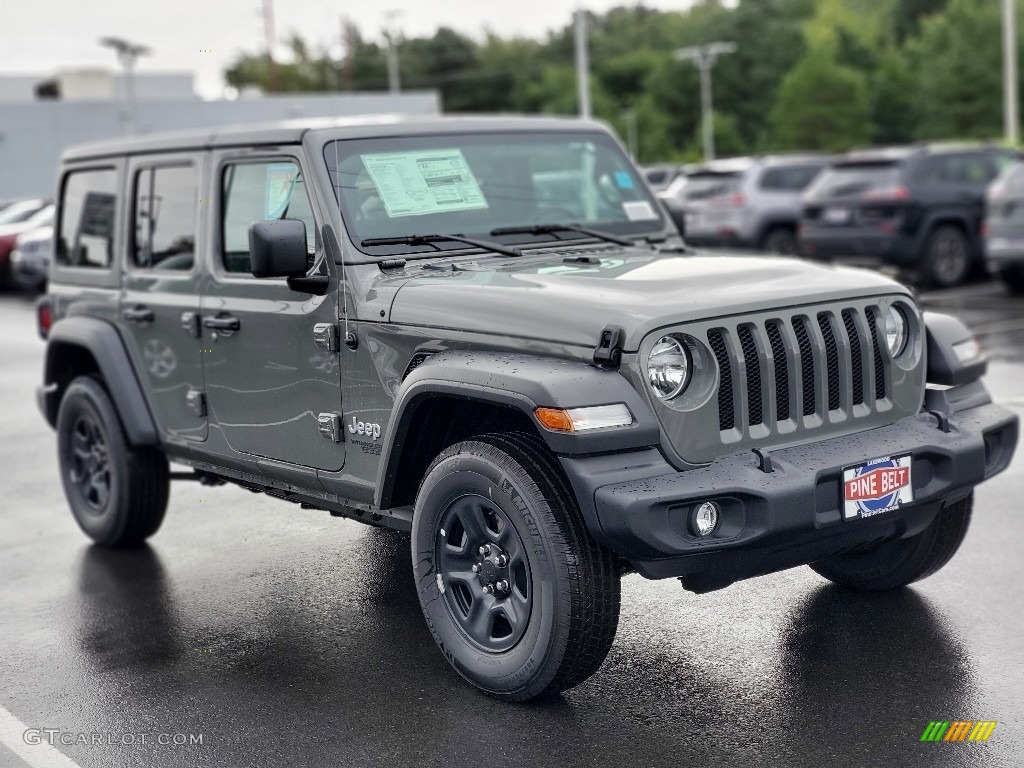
0,280,1021,768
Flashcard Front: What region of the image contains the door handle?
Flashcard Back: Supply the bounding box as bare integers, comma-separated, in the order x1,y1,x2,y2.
203,315,240,332
122,306,154,323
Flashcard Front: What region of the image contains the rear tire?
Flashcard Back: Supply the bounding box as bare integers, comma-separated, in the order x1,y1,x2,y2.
57,376,169,547
760,226,798,255
809,494,972,591
412,432,620,701
998,264,1024,296
921,225,972,288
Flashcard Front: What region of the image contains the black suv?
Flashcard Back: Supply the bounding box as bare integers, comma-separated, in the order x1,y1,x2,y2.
799,144,1019,287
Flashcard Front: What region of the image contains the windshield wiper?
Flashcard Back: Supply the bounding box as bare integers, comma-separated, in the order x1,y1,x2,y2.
489,223,636,248
360,233,522,259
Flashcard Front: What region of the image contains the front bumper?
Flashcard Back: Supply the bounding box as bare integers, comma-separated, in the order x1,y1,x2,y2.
560,395,1017,591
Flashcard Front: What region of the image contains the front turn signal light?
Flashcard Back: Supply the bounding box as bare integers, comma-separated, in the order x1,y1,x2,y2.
534,404,633,433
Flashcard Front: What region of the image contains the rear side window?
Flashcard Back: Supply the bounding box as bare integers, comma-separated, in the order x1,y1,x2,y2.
684,173,741,201
133,165,197,271
759,164,824,191
916,153,997,184
56,168,117,269
804,163,901,199
220,160,316,274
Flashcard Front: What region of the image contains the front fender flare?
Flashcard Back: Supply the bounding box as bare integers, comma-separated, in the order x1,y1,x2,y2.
42,317,159,445
375,351,660,509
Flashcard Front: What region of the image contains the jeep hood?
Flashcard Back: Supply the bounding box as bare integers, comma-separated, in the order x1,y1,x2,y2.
387,251,911,350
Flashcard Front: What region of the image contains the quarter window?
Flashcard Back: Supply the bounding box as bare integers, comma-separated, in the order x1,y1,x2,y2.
220,160,316,274
133,165,197,271
56,168,117,269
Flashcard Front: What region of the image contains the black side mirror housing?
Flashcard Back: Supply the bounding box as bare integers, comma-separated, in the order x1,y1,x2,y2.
249,219,308,278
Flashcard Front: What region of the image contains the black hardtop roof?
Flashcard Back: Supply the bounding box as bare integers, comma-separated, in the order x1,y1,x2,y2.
61,114,611,162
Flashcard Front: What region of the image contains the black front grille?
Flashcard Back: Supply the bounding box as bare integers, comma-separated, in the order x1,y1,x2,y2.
707,304,890,438
707,329,734,431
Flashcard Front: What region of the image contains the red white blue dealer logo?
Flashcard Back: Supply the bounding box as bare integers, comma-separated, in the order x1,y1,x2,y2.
842,454,913,519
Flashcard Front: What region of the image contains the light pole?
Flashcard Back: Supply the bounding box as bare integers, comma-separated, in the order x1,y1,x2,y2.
621,109,638,159
384,10,403,94
674,42,736,161
574,7,592,119
100,37,150,135
1003,0,1019,144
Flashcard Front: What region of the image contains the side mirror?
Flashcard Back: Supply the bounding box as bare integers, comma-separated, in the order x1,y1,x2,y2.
249,219,308,278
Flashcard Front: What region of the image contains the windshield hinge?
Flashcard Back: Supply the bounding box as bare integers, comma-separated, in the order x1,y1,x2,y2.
593,325,626,367
313,323,339,352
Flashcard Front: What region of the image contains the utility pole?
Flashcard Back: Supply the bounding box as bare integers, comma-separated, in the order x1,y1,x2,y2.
1004,0,1019,144
385,10,403,94
99,37,150,135
622,109,638,159
674,42,737,161
262,0,278,92
574,7,592,119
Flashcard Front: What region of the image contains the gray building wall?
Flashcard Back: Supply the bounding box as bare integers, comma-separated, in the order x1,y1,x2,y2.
0,92,441,198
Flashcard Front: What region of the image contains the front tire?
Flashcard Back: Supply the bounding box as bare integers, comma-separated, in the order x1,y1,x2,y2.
760,226,798,255
809,494,972,590
998,264,1024,296
412,433,620,701
57,376,169,547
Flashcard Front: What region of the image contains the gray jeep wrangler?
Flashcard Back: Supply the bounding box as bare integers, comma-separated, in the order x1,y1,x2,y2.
38,117,1018,701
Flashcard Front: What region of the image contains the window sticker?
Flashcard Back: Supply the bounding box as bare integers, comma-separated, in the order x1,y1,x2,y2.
265,163,300,219
622,200,658,221
613,171,635,190
361,149,488,217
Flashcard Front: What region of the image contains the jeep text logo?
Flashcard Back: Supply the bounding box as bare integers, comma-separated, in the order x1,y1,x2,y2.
348,416,381,440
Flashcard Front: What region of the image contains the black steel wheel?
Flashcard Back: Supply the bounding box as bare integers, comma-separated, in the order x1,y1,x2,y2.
436,494,532,652
412,433,620,701
57,376,169,547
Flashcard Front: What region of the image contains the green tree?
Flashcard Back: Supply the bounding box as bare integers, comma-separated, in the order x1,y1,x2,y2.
769,48,872,151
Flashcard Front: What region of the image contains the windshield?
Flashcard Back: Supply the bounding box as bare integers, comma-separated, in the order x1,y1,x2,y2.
323,131,664,255
805,163,901,200
683,173,741,201
0,200,47,226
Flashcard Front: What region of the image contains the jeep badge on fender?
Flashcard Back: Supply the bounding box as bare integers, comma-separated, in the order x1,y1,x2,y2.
37,116,1019,702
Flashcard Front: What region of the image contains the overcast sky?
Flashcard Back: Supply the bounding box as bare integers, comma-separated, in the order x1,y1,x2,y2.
1,0,694,99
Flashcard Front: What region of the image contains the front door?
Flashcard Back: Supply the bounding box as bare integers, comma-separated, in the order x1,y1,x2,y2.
119,153,208,444
200,150,345,471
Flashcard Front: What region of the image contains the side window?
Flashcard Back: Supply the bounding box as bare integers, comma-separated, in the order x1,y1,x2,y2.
759,165,823,191
221,160,316,274
56,168,117,269
133,165,197,271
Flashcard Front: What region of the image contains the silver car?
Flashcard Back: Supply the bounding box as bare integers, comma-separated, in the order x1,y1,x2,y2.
10,224,52,291
984,161,1024,294
678,155,828,254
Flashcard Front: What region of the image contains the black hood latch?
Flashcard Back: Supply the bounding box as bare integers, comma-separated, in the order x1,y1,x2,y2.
593,325,626,367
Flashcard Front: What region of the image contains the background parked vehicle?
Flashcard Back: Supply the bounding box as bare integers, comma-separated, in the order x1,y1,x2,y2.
641,164,684,193
677,154,828,254
9,224,52,292
800,144,1018,288
984,161,1024,295
0,204,53,288
0,198,50,226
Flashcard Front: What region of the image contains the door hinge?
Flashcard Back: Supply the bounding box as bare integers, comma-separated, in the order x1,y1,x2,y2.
181,311,201,338
593,325,626,367
186,389,206,418
313,323,338,352
318,412,341,442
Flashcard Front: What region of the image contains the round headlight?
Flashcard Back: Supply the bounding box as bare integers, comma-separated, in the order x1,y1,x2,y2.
648,335,691,399
884,306,908,358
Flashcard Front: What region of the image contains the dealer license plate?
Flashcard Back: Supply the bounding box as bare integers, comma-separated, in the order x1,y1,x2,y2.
842,454,913,519
823,206,851,225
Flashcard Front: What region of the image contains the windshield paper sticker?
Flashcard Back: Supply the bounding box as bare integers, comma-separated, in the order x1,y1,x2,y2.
622,200,658,221
361,149,488,217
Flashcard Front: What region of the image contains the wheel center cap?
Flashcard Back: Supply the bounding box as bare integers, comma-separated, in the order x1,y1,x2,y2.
481,561,497,581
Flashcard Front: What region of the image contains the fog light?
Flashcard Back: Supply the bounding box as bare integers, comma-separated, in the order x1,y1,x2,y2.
693,502,719,537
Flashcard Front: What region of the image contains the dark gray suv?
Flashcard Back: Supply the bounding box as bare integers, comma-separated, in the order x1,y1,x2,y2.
37,117,1018,701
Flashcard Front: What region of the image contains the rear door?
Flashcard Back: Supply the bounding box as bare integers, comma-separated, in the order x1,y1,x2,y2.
119,153,208,443
200,149,344,471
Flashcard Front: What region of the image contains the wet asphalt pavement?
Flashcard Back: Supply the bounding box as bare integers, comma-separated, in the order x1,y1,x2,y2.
1,282,1023,768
